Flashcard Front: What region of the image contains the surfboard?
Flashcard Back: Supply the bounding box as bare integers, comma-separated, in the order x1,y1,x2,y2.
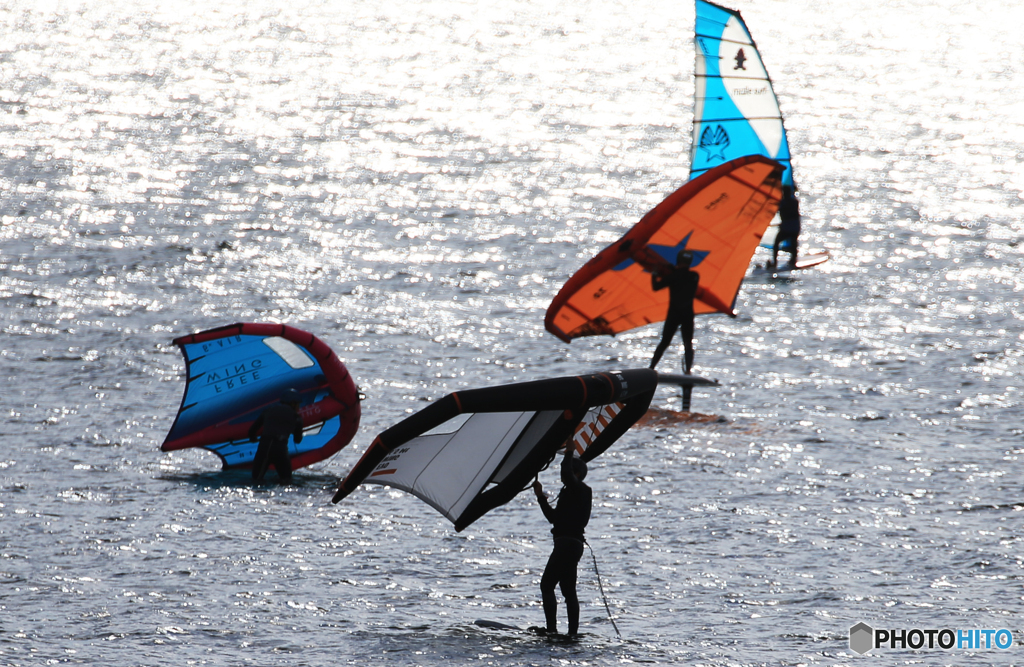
656,373,720,387
474,620,579,641
475,619,524,631
750,251,829,276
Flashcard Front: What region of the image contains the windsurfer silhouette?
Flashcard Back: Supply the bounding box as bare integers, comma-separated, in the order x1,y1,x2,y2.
770,185,801,268
530,445,591,637
248,388,304,484
649,250,699,410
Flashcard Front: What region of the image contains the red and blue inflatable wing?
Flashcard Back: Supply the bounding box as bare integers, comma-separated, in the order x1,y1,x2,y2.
162,323,361,471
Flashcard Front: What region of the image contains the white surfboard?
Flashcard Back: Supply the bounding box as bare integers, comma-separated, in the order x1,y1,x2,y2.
751,251,829,276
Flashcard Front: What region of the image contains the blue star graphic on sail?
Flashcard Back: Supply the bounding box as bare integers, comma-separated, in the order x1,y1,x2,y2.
699,125,730,162
611,233,710,272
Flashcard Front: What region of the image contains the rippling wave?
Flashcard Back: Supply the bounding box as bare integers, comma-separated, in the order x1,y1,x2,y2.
2,0,1023,664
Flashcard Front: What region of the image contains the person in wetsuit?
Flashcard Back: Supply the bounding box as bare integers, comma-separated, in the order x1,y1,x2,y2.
648,250,700,410
248,387,304,484
771,185,801,269
531,445,592,637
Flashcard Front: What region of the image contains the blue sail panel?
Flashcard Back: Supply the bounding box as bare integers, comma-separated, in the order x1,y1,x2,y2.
171,333,324,441
691,0,793,189
203,414,346,469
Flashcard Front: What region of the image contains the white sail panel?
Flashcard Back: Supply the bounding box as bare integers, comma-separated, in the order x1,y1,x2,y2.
366,411,534,522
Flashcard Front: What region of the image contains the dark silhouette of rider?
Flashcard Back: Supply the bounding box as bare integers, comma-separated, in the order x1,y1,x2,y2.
649,250,699,410
248,388,304,484
771,185,801,268
531,445,591,637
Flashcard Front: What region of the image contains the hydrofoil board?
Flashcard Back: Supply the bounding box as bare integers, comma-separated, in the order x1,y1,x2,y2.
656,373,719,387
752,251,829,276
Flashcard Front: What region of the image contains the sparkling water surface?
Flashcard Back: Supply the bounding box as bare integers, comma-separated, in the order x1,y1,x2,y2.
2,0,1024,664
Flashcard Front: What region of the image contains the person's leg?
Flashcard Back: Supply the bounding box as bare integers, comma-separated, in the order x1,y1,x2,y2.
540,548,561,633
650,316,681,369
252,438,272,482
681,316,695,411
557,540,585,635
271,440,293,483
560,571,579,636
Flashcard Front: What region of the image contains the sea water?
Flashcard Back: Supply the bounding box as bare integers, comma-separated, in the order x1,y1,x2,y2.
2,0,1023,664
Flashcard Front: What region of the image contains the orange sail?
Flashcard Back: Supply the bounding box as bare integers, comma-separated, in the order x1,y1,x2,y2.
545,155,783,342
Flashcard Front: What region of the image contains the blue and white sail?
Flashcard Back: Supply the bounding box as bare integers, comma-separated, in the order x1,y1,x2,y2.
691,0,794,191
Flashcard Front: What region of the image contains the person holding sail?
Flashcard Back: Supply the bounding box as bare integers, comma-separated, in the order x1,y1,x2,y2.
648,249,700,410
770,185,801,268
531,444,591,637
248,387,304,484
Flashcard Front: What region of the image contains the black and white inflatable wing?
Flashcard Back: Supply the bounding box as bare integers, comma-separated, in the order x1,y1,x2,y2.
332,369,657,531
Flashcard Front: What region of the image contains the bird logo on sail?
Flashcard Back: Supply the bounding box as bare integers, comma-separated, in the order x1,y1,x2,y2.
699,125,730,162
